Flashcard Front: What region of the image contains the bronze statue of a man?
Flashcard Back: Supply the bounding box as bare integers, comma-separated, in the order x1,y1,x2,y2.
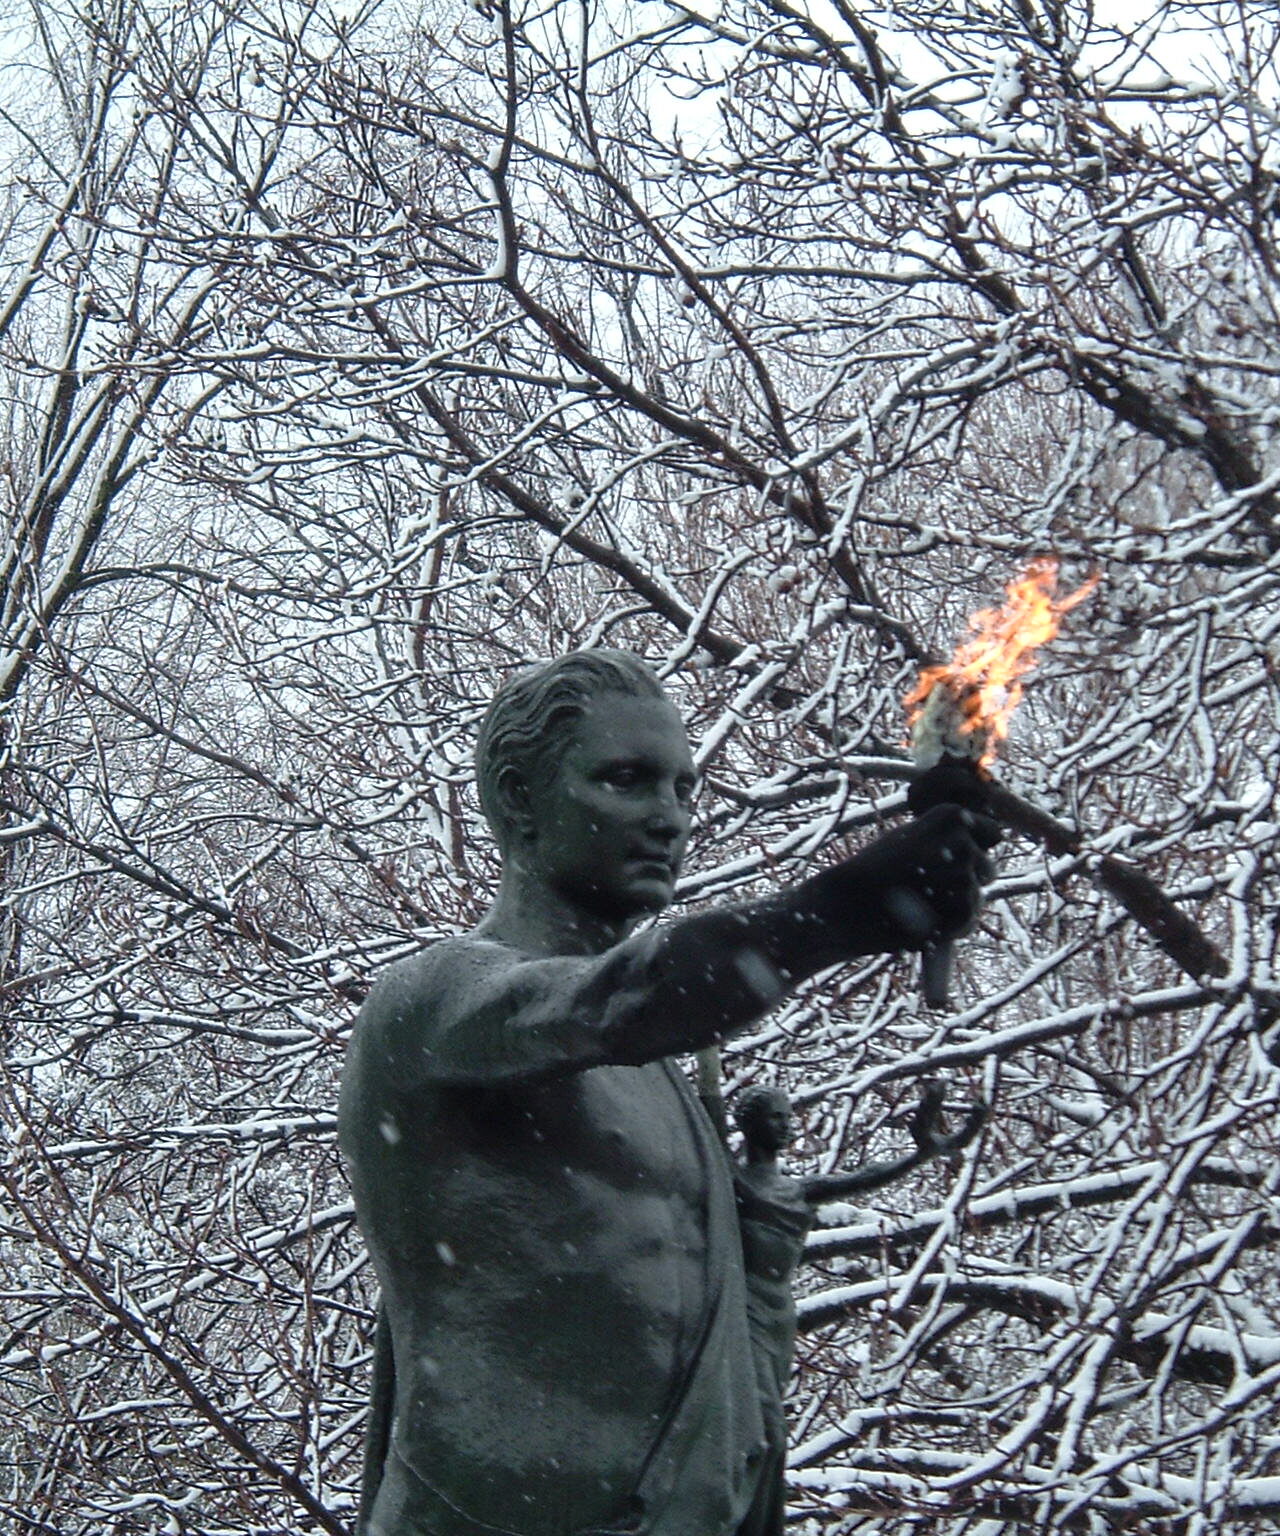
339,650,997,1536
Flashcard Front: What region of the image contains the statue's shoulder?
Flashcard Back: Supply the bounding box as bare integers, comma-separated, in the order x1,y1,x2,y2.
358,933,513,1030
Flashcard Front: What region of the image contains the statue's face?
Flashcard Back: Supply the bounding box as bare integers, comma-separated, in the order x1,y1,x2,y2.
520,691,696,920
744,1093,793,1153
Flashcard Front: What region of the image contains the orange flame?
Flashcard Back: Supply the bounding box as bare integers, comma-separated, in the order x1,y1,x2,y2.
905,558,1098,769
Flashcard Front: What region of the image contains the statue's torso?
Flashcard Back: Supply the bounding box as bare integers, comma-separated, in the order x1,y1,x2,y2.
732,1169,814,1400
339,938,756,1536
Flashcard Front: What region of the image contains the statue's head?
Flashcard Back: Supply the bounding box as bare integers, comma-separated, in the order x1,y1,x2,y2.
475,649,670,856
735,1085,795,1153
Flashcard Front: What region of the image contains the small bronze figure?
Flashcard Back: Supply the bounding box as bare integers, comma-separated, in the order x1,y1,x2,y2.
732,1083,987,1536
339,651,997,1536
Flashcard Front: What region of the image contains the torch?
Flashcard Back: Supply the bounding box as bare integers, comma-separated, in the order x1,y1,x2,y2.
904,559,1098,1009
908,678,990,1007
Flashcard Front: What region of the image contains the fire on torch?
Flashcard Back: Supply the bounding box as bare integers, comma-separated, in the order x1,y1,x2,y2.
904,558,1098,1008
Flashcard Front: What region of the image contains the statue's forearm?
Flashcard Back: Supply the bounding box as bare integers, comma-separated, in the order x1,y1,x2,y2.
801,1152,923,1205
598,906,799,1063
604,858,946,1064
554,875,913,1067
800,1096,987,1205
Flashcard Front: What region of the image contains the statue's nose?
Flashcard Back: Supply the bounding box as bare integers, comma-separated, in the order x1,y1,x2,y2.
644,790,689,840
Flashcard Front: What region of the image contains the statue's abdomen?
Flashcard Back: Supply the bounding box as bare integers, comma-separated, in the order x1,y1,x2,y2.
367,1061,712,1534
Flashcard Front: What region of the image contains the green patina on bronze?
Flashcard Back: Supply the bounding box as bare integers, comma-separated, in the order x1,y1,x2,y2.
339,651,997,1536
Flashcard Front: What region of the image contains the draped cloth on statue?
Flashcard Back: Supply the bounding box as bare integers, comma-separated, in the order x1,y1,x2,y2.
732,1176,817,1536
734,1176,815,1398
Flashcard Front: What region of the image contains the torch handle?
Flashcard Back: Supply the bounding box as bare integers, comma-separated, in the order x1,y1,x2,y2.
910,750,989,1010
920,938,954,1010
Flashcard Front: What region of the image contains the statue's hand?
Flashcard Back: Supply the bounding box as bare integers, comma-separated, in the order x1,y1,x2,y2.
807,804,1000,954
909,1079,988,1157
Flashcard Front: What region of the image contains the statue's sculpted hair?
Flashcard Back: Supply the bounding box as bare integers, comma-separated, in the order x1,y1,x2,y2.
734,1084,791,1138
475,649,668,851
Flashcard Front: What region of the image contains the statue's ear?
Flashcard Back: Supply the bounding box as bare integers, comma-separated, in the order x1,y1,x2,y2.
495,766,536,841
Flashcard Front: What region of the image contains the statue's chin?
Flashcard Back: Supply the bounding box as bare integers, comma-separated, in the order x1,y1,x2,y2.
630,877,679,913
594,883,675,924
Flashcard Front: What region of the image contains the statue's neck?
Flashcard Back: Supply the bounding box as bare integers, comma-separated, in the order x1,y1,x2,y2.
738,1148,801,1204
477,871,636,958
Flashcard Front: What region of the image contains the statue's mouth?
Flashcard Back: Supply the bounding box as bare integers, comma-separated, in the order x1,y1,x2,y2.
628,854,675,878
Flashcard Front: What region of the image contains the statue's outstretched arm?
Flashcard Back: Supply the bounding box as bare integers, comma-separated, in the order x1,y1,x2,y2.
360,921,792,1089
361,807,995,1089
800,1082,988,1206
